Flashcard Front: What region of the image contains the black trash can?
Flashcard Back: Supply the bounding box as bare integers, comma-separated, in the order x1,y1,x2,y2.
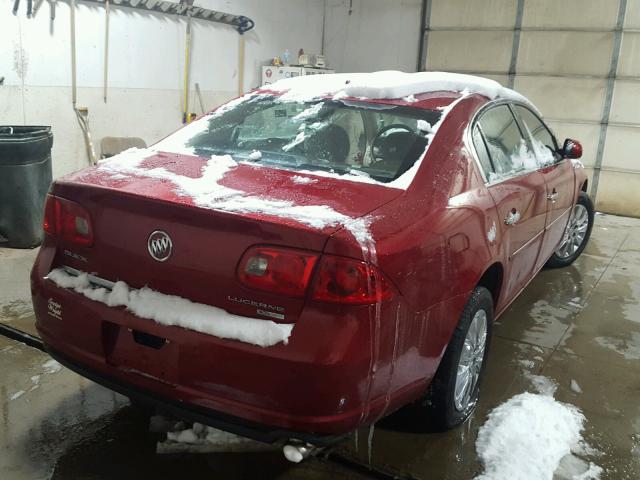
0,126,53,248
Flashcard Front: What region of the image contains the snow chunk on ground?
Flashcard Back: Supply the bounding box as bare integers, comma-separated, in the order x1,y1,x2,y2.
42,359,62,374
527,373,558,397
10,390,25,401
157,420,274,454
475,393,586,480
46,268,293,348
571,379,583,394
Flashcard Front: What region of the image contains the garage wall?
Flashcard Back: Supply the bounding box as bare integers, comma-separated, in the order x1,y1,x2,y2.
324,0,640,217
421,0,640,217
322,0,421,73
0,0,323,178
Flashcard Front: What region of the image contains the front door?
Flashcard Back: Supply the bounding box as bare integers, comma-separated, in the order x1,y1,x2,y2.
513,105,576,269
472,104,548,307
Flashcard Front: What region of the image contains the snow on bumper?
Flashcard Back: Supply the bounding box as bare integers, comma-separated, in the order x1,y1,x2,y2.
45,267,293,347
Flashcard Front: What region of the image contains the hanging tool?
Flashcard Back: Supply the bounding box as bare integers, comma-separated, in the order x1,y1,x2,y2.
70,0,77,106
182,11,192,123
103,0,110,103
235,16,253,96
195,82,205,114
237,34,245,96
48,0,55,21
75,107,98,165
12,0,20,15
31,0,44,17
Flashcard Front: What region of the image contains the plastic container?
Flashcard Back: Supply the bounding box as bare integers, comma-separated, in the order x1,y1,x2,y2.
0,126,53,248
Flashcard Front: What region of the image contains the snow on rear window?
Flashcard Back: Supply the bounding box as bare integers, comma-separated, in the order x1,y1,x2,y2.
164,95,443,187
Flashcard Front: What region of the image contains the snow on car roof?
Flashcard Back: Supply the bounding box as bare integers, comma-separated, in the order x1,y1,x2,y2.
265,70,532,106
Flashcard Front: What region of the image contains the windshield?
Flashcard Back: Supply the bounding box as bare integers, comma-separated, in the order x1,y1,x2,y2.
176,95,443,184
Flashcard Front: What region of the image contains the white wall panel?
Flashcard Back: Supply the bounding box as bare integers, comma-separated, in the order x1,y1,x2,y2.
518,31,614,76
430,0,517,28
514,76,606,122
625,0,640,28
546,121,601,169
594,170,640,217
522,0,619,29
618,32,640,77
426,31,513,72
602,126,640,172
323,0,421,73
609,80,640,124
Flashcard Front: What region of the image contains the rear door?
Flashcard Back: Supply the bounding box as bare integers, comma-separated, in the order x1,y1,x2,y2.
472,104,548,307
513,105,575,270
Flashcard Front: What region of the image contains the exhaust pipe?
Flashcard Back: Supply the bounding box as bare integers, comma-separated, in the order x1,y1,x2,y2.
282,441,319,463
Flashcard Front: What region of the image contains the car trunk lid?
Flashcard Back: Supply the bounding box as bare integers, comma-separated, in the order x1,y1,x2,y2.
50,151,402,323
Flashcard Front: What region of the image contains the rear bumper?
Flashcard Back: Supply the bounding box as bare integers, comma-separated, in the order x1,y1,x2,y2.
45,346,346,446
31,246,401,437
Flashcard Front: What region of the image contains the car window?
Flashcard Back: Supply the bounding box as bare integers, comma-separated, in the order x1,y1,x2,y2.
514,105,559,166
471,124,494,179
476,104,539,182
182,95,443,184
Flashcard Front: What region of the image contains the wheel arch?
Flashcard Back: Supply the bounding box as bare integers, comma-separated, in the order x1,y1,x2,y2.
476,262,503,310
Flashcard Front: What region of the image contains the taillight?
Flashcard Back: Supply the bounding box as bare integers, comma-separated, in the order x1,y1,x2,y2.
42,194,94,246
238,246,319,298
310,255,394,305
237,246,395,305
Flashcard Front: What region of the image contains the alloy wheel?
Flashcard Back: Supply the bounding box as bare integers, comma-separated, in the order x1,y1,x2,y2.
454,309,488,412
556,204,589,259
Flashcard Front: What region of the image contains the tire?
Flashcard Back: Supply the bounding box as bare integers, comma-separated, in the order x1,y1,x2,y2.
424,286,493,430
546,192,594,269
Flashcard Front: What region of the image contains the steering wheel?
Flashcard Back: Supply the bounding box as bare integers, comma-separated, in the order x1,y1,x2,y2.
371,124,415,162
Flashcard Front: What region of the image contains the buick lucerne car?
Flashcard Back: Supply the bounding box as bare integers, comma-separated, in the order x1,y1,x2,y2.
31,72,593,449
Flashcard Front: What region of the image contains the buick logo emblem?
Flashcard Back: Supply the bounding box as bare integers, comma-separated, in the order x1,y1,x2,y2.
147,230,172,262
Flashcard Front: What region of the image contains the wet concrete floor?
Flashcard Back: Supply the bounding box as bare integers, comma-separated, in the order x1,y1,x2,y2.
1,213,639,479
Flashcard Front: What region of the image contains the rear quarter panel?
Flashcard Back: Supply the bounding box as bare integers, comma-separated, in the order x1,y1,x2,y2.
324,94,502,411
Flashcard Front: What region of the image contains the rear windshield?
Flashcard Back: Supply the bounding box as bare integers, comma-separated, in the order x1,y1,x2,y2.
173,95,442,184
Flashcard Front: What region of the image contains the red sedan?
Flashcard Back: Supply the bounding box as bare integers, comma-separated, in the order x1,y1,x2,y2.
31,72,593,448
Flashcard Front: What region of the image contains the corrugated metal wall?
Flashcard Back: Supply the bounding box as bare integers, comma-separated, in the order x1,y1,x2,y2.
419,0,640,217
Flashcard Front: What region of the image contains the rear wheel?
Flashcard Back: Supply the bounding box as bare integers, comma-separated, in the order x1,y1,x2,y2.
424,287,493,430
546,192,594,268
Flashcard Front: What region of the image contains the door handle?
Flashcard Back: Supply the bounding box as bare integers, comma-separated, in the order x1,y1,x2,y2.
547,190,558,203
505,208,520,226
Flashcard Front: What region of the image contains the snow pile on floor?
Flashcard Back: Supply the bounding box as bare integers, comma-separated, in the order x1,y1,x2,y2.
45,268,293,348
475,372,603,480
9,390,25,401
42,359,62,374
154,418,274,454
267,71,532,107
475,393,586,480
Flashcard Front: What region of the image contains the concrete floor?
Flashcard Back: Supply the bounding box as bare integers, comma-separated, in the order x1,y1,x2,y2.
1,213,639,479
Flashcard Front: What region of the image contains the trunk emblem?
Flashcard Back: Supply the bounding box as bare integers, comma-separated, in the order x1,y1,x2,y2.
148,230,173,262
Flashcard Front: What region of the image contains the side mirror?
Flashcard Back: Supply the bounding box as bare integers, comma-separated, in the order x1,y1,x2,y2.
561,138,582,159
